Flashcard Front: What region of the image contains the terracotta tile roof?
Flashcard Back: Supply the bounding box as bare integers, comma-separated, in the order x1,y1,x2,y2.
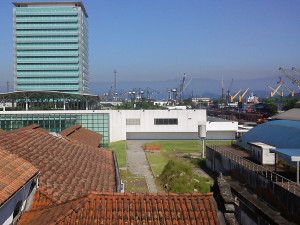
0,147,39,205
0,129,117,204
19,192,220,225
0,129,6,134
60,124,103,148
30,190,55,210
10,124,49,134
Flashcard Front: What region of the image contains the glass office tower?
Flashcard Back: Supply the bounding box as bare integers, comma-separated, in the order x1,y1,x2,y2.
13,2,89,93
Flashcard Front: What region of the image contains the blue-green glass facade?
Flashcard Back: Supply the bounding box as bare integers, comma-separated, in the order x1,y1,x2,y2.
0,113,109,147
13,2,89,94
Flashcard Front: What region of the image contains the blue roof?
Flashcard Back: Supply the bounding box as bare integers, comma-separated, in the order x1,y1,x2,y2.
270,149,300,157
238,120,300,149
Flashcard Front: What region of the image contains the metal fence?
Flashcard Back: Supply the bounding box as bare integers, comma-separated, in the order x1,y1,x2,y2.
208,145,300,195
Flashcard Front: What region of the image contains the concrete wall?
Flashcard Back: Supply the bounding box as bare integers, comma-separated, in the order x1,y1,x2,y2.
206,146,300,223
108,109,206,142
206,121,238,140
250,146,275,165
206,131,236,140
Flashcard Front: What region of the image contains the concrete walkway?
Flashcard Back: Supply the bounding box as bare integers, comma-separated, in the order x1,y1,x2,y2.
126,140,158,193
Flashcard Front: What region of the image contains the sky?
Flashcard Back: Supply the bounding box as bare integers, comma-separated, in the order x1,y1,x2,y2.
0,0,300,89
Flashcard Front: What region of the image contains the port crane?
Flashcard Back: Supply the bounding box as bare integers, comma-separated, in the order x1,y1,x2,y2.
226,78,234,104
268,85,283,97
221,75,226,100
238,88,249,102
279,67,300,90
146,87,161,100
229,89,242,103
267,77,284,97
178,73,192,102
284,84,294,97
292,67,300,79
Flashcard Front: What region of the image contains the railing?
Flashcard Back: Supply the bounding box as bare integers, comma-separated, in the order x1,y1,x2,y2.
208,145,300,195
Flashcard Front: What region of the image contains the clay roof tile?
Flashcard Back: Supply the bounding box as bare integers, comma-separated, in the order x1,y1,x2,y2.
19,192,219,225
0,129,116,206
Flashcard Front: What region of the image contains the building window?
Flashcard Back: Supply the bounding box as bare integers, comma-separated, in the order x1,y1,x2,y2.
154,118,178,125
126,118,140,125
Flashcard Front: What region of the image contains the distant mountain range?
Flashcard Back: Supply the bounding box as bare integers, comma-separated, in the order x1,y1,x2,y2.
90,76,298,99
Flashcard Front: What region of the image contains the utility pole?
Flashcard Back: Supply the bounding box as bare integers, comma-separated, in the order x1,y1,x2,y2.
6,81,9,92
113,70,117,101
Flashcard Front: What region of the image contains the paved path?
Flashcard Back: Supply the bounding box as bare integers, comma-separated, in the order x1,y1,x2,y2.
126,140,158,193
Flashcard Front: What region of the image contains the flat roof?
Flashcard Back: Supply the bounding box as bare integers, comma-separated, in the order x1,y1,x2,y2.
270,148,300,161
12,1,88,18
207,116,235,122
272,108,300,122
248,142,276,149
0,90,98,101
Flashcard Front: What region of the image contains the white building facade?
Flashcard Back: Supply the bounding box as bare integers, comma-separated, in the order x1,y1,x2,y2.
0,109,241,145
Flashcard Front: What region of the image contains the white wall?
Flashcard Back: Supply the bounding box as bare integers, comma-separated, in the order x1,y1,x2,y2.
206,121,238,140
127,132,198,140
206,131,236,140
109,110,206,142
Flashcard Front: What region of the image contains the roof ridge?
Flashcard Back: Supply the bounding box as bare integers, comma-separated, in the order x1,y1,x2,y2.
89,191,214,196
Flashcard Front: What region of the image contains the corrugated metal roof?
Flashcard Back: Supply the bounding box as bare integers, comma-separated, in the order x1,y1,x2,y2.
238,120,300,149
272,108,300,121
270,148,300,161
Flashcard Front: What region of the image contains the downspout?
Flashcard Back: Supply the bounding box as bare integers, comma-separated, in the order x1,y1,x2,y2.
112,151,121,192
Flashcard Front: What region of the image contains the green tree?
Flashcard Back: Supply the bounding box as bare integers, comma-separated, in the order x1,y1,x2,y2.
282,98,300,111
263,101,278,116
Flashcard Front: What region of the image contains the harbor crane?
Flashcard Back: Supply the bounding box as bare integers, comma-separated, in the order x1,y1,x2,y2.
268,85,283,97
146,87,161,100
230,89,242,103
284,84,294,97
279,67,300,90
226,78,234,104
221,75,226,100
238,88,249,102
292,67,300,79
177,73,192,102
267,77,284,97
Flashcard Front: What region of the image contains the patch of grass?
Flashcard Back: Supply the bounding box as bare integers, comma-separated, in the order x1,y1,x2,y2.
119,170,148,193
108,140,126,168
190,158,206,169
145,140,233,177
159,159,211,193
146,152,171,177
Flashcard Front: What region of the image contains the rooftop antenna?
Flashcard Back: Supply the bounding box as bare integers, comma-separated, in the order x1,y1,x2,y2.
113,70,117,101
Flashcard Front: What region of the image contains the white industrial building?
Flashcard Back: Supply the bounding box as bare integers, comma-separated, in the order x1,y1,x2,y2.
109,109,206,141
206,116,239,140
0,109,240,145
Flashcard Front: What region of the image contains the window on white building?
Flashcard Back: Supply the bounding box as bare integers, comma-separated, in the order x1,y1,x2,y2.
126,118,140,125
154,118,178,125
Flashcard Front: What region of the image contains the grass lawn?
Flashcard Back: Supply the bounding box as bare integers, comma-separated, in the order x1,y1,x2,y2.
145,140,234,176
108,140,126,168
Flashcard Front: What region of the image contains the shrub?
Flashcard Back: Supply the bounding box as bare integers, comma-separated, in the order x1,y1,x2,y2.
159,160,210,193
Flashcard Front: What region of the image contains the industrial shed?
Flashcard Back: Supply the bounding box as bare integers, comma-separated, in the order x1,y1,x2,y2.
237,120,300,149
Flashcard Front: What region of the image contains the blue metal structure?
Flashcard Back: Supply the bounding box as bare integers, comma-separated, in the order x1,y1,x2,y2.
238,120,300,149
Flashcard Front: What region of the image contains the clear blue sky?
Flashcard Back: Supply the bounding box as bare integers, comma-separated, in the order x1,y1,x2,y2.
1,0,300,88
